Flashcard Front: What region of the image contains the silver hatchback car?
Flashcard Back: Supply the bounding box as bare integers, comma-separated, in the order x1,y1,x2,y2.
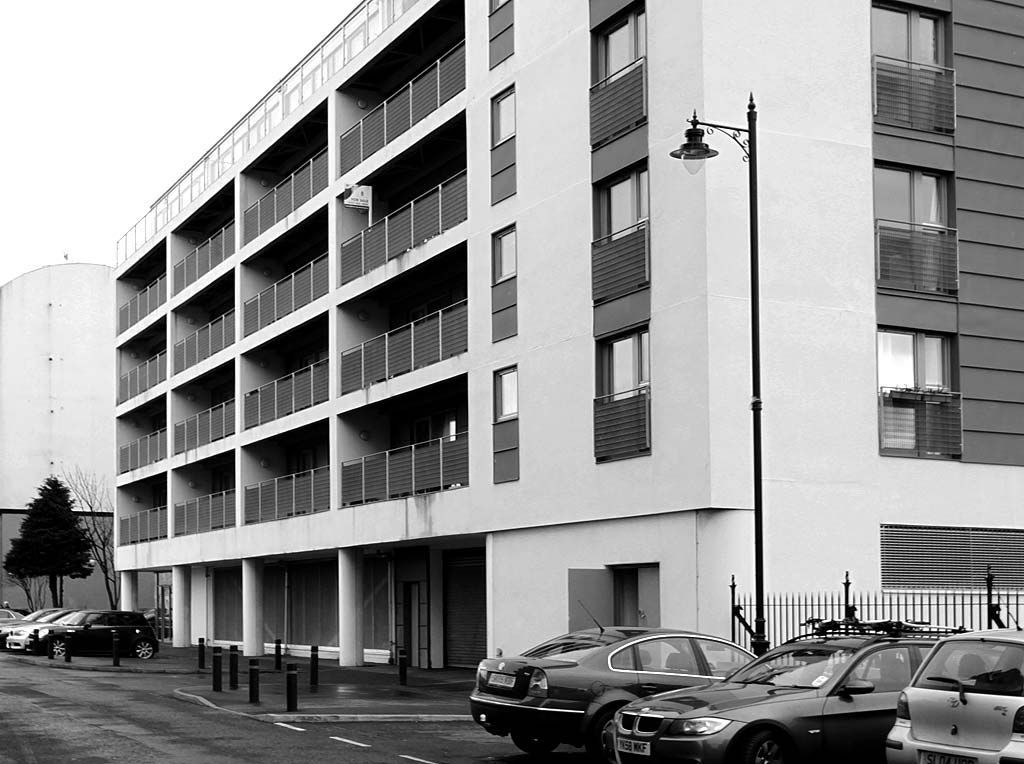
887,629,1024,764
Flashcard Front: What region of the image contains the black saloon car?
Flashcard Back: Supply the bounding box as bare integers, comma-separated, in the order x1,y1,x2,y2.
43,610,159,660
470,627,753,760
612,620,963,764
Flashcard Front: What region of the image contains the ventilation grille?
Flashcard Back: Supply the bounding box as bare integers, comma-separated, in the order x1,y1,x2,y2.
881,524,1024,589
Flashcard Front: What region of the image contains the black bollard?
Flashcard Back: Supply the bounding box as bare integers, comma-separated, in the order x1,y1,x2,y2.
229,645,239,690
398,647,407,686
286,663,298,712
274,639,282,671
212,646,223,692
248,659,261,705
310,645,319,691
198,637,206,670
64,633,73,663
112,631,120,667
46,634,54,660
30,630,39,656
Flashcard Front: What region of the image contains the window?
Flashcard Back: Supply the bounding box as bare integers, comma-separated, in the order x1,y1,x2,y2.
636,638,700,675
492,88,516,146
849,646,915,693
491,0,511,9
874,166,946,227
695,639,753,677
877,329,950,391
872,5,942,65
600,329,649,399
494,367,518,421
597,8,646,81
492,226,517,284
598,166,648,238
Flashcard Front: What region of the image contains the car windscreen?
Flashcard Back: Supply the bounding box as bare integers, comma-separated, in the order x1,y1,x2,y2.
915,640,1024,697
728,644,857,688
57,612,90,626
23,609,54,621
521,632,625,662
37,610,73,623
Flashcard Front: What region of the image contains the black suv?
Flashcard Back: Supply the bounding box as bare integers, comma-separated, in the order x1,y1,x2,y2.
45,610,159,660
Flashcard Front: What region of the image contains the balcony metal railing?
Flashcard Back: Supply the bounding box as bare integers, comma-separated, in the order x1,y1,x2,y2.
340,431,469,506
243,149,329,244
118,429,167,474
174,310,236,374
173,222,236,295
879,387,962,458
174,400,235,454
594,385,651,462
119,506,168,546
118,351,168,404
873,55,955,133
244,360,329,429
340,42,466,175
340,170,468,285
244,466,331,524
117,0,422,265
590,57,646,147
875,219,958,294
118,274,167,334
340,301,468,394
174,490,236,536
242,254,329,336
592,220,649,304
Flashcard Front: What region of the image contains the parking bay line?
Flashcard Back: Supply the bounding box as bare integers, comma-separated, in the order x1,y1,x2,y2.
274,723,306,732
399,757,439,764
330,736,371,748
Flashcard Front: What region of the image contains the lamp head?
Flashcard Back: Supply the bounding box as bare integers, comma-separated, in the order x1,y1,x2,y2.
669,111,719,174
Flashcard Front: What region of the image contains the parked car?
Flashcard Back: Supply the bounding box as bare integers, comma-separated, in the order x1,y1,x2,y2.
612,619,964,764
0,608,77,647
6,610,159,659
469,627,754,760
886,627,1024,764
0,608,21,621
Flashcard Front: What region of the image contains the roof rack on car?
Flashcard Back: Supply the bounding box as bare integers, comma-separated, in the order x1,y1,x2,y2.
786,616,967,642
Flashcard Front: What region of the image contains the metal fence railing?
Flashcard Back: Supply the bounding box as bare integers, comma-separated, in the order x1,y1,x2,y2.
118,351,168,404
242,254,329,336
244,466,331,524
174,490,236,536
590,57,646,147
243,360,329,429
173,400,235,454
173,222,236,294
873,55,955,133
118,274,167,334
879,387,962,458
875,219,958,294
119,506,168,546
594,386,651,462
118,429,167,474
243,149,329,244
174,310,235,373
592,220,649,304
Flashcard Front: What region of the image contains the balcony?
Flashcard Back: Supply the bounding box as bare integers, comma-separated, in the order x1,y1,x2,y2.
173,223,235,295
244,466,331,524
339,42,466,175
118,351,168,404
592,220,649,304
594,386,651,462
174,311,236,374
590,58,646,148
340,431,468,506
340,301,468,394
119,506,168,546
244,360,329,429
242,149,329,244
873,55,955,133
879,387,962,458
243,254,329,336
876,220,958,294
340,170,467,285
118,429,167,474
174,400,235,454
118,274,167,334
174,490,236,536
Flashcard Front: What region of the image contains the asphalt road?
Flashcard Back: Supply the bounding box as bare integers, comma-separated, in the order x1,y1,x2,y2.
0,656,593,764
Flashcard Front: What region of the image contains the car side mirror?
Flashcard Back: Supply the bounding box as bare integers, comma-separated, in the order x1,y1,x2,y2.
82,623,92,629
839,678,874,697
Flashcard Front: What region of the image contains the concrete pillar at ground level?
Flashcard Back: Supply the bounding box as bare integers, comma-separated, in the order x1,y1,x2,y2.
119,571,138,611
337,548,361,665
171,565,191,648
242,558,264,657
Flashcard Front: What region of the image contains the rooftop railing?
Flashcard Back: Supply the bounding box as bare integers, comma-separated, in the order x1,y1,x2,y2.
594,385,651,462
173,222,235,295
340,300,468,394
243,254,329,336
118,274,167,335
116,0,422,264
119,506,168,546
875,219,958,294
174,311,236,375
592,220,649,304
118,351,168,404
242,149,329,244
174,490,236,536
340,170,467,285
340,41,466,174
873,55,955,133
590,57,646,147
118,429,167,474
340,430,469,506
174,400,235,454
244,466,331,524
244,360,329,429
879,387,962,458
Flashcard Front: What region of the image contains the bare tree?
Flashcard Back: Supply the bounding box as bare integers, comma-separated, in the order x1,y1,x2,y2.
3,571,45,611
62,467,119,609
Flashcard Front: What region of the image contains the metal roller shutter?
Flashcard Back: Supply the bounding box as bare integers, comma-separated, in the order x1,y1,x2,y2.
444,550,487,668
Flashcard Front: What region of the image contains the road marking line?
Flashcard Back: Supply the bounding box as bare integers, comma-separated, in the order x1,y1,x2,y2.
330,736,371,748
399,757,439,764
275,722,306,732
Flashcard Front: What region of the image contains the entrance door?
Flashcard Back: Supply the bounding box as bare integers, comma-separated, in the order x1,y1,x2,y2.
156,583,173,641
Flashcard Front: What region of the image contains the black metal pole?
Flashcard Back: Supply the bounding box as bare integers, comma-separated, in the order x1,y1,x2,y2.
212,646,223,692
310,645,319,690
286,663,298,712
398,647,408,686
229,645,239,690
274,639,282,671
112,631,120,667
65,633,73,663
198,637,206,670
249,659,261,704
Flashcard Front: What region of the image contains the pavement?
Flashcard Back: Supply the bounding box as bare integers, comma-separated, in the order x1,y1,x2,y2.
5,644,477,723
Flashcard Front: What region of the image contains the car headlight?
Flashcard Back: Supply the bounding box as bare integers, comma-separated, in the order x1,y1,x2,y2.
665,717,731,736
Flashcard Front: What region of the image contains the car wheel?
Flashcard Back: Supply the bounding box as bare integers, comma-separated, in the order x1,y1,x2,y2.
50,637,67,658
510,732,558,755
740,729,789,764
584,706,619,763
132,638,157,660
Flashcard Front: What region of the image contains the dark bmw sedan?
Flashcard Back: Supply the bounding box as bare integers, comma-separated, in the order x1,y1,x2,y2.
469,627,753,760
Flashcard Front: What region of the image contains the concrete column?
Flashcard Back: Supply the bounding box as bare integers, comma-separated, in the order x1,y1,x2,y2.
171,565,192,648
119,570,138,610
337,548,362,666
241,558,264,657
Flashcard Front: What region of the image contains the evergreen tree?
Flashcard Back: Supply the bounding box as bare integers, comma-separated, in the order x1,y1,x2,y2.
3,476,93,607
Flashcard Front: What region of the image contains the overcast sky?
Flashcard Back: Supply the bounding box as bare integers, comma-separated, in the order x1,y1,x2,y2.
0,1,358,288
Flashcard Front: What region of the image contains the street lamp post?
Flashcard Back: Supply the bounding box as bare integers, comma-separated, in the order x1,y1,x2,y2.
670,95,768,656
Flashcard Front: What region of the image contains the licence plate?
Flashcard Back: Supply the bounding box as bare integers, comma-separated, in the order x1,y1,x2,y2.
918,751,977,764
617,738,650,756
487,672,516,688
